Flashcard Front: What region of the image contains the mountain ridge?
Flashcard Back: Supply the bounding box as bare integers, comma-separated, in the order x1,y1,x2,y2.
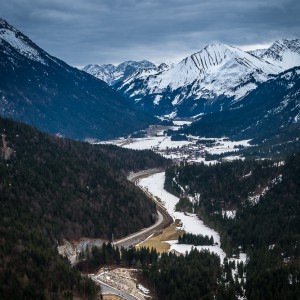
110,39,300,119
259,39,300,69
179,66,300,152
0,18,156,140
82,60,155,85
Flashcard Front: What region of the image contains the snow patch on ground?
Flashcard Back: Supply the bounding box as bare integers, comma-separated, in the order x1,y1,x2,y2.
205,139,251,155
248,174,282,205
172,120,192,126
138,172,225,259
137,283,150,295
0,29,45,64
153,95,162,105
168,241,226,261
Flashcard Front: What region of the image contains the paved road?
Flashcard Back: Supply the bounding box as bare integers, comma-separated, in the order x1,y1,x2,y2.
86,169,172,299
98,170,172,299
92,278,138,300
113,210,164,248
113,169,173,249
127,168,163,182
101,285,138,300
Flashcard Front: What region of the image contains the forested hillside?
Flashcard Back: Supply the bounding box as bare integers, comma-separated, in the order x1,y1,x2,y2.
0,117,169,299
0,18,157,141
176,67,300,159
165,155,300,299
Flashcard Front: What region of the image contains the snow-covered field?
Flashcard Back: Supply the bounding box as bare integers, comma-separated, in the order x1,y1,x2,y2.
138,172,226,259
205,139,250,155
123,136,191,151
138,172,247,267
123,136,250,153
99,132,251,164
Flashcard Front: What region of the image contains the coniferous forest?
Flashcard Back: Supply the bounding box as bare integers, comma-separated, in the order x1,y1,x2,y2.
165,154,300,299
77,242,244,300
1,113,300,299
0,117,169,299
0,8,300,300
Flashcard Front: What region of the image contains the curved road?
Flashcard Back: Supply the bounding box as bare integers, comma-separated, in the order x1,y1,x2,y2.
98,281,138,300
96,169,173,299
113,169,173,249
90,169,173,299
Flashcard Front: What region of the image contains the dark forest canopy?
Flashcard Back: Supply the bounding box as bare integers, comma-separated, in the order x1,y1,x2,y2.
0,116,170,299
165,154,300,299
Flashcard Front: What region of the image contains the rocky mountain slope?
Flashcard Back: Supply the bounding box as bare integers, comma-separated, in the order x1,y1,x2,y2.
252,39,300,70
83,60,155,85
0,18,155,140
181,66,300,145
115,40,300,118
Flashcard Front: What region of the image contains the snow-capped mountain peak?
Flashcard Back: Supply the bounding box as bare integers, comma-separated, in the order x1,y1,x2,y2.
179,43,279,77
116,43,284,118
116,40,300,118
0,18,45,64
82,60,155,85
0,18,155,140
116,60,155,72
257,39,300,70
182,44,236,72
82,64,116,84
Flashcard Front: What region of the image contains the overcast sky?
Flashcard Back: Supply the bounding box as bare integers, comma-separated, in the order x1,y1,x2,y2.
1,0,299,67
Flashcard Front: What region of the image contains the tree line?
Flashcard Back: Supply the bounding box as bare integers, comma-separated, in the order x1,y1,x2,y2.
77,242,245,300
0,116,169,299
165,154,300,299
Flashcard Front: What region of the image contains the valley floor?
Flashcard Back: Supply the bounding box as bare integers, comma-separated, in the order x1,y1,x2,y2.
86,170,247,299
138,172,247,265
86,124,251,298
99,124,251,164
138,172,225,258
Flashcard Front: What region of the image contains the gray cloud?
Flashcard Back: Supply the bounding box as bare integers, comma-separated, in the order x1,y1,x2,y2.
1,0,299,66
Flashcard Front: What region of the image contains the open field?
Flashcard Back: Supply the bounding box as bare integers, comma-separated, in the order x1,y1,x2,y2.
103,295,124,300
136,220,184,253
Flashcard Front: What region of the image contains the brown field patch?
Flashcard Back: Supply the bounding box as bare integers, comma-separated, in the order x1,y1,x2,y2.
102,295,124,300
136,219,184,253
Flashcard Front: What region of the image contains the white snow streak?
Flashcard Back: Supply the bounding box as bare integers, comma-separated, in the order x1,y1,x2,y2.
0,29,45,64
138,172,226,259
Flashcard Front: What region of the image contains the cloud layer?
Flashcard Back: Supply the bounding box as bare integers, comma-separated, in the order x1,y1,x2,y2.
1,0,299,66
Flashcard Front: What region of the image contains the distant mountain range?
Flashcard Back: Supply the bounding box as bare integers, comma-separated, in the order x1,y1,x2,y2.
84,39,300,119
0,18,155,140
83,60,155,85
180,66,300,144
82,38,300,150
1,16,299,145
113,39,300,118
